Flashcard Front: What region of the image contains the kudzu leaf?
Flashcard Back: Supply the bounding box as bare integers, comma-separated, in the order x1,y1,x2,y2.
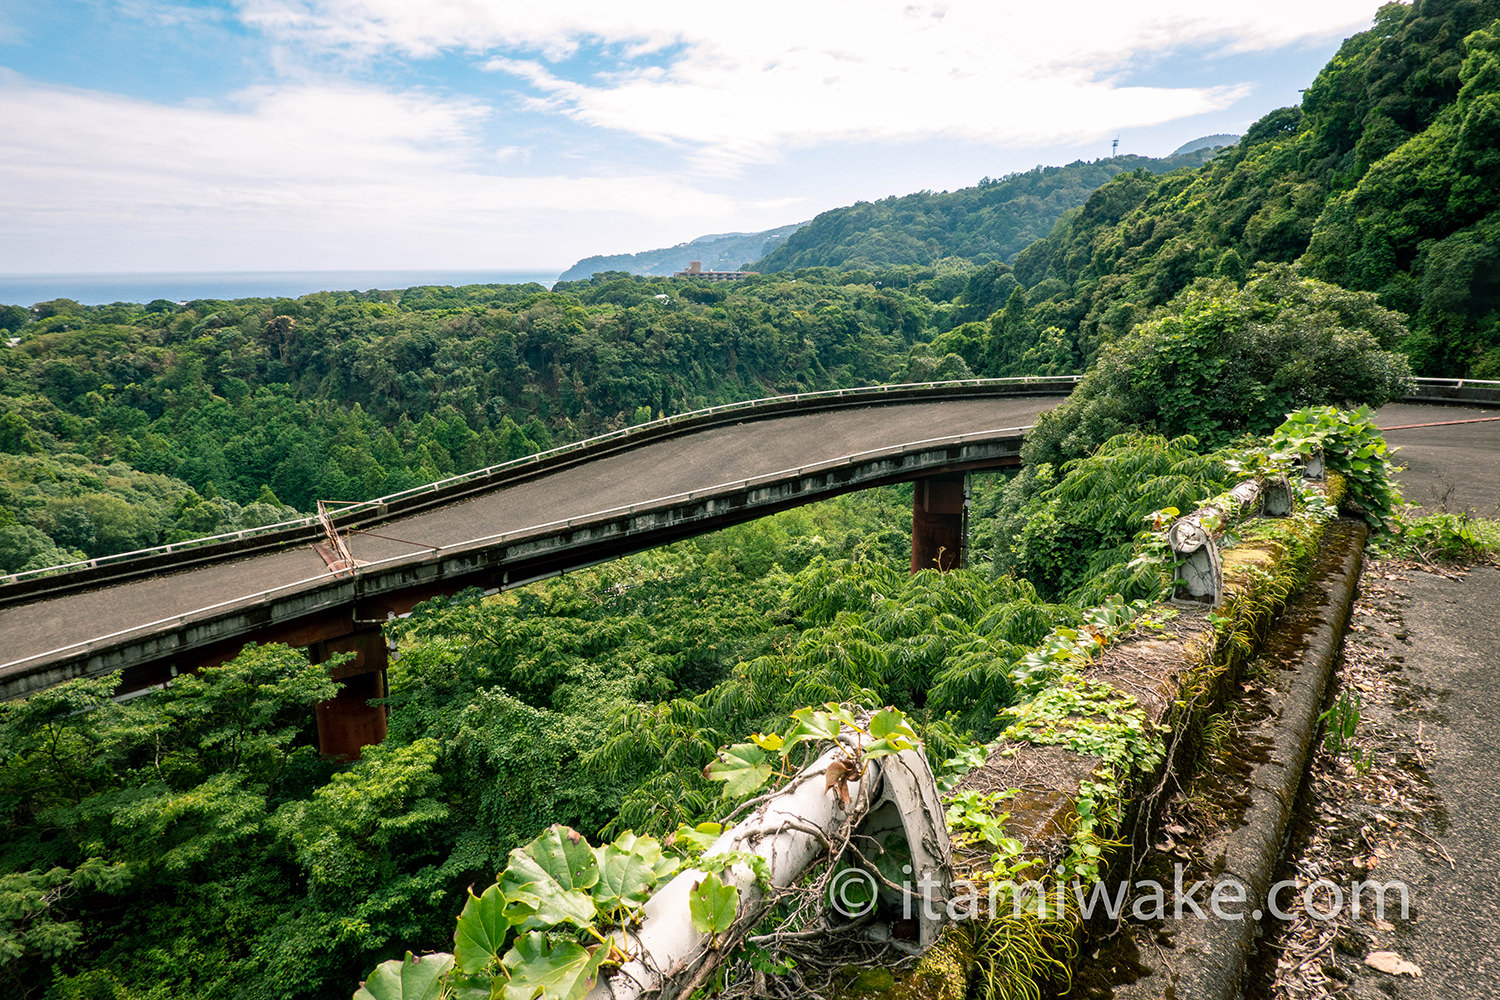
706,743,772,798
454,884,512,975
669,822,723,853
867,707,918,743
501,932,608,1000
610,831,677,878
356,951,454,1000
863,735,916,759
525,826,599,892
749,731,784,751
496,826,602,931
782,707,841,749
500,863,596,930
688,872,739,936
447,972,496,1000
591,841,662,911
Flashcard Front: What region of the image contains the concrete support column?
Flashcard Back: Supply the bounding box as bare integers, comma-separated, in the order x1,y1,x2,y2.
911,472,967,573
309,627,390,760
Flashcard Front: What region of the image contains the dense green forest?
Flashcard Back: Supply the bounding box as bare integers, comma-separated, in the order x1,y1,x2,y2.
0,2,1492,997
751,150,1227,274
0,391,1412,999
0,274,1415,999
0,274,950,570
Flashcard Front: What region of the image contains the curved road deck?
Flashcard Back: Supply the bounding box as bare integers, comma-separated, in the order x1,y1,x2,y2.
2,395,1495,700
0,394,1059,696
1375,403,1500,517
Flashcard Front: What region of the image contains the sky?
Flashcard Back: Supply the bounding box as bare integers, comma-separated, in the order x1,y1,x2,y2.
0,0,1386,276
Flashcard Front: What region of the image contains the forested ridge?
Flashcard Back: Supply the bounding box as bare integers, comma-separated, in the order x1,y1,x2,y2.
751,149,1227,274
555,223,808,282
0,2,1492,998
997,0,1500,378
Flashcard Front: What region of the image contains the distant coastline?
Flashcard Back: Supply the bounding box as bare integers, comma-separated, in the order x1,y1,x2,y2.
0,269,562,307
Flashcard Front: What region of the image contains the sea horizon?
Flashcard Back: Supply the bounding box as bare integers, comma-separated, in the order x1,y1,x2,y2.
0,269,564,307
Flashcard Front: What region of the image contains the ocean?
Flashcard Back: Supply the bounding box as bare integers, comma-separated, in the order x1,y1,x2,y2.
0,269,562,307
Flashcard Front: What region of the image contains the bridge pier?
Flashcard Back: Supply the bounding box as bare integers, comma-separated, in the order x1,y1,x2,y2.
911,473,967,572
309,626,390,760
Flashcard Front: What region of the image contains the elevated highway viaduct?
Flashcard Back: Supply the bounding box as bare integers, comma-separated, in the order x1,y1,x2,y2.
2,378,1495,757
0,380,1074,754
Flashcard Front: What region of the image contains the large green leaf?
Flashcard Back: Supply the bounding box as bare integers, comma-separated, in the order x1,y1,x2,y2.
705,743,772,798
526,826,600,893
781,706,842,750
454,884,514,975
610,831,677,880
355,951,454,1000
501,932,608,1000
500,825,602,931
501,856,598,931
591,834,670,912
688,872,739,936
864,707,920,760
446,973,497,1000
670,822,724,853
866,707,918,743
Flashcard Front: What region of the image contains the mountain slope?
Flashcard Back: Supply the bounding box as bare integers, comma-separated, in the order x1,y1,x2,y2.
751,149,1224,273
1169,133,1239,155
556,223,807,282
1001,0,1500,377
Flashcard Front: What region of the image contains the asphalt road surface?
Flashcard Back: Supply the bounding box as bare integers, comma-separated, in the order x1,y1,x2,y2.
1340,565,1500,999
1377,403,1500,516
0,395,1056,674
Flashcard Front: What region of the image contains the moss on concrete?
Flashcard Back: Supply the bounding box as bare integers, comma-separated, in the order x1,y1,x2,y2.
833,925,973,1000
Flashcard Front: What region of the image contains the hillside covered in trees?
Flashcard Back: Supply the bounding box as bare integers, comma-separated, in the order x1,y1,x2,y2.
555,223,808,282
994,0,1500,378
0,274,949,570
751,149,1229,273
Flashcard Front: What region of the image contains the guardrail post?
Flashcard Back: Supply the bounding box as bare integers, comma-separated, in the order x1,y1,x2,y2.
911,473,967,572
1168,510,1224,606
1262,474,1294,516
1300,447,1325,481
309,626,391,760
588,743,950,1000
1167,477,1294,606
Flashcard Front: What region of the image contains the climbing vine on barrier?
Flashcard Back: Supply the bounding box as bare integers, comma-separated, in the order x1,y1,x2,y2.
1267,405,1401,529
1008,595,1157,696
1000,678,1162,777
999,676,1165,884
354,824,683,1000
705,703,921,803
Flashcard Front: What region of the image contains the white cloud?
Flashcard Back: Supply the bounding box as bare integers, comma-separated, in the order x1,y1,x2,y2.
0,73,786,271
0,1,1380,272
238,0,1375,170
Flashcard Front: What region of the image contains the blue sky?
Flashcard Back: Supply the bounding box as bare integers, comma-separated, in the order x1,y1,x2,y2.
0,0,1383,275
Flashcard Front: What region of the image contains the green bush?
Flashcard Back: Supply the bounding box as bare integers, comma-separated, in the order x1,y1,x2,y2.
1022,265,1414,470
993,434,1234,603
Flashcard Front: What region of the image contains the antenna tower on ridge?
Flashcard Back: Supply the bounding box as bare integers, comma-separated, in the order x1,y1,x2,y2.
1112,136,1120,156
